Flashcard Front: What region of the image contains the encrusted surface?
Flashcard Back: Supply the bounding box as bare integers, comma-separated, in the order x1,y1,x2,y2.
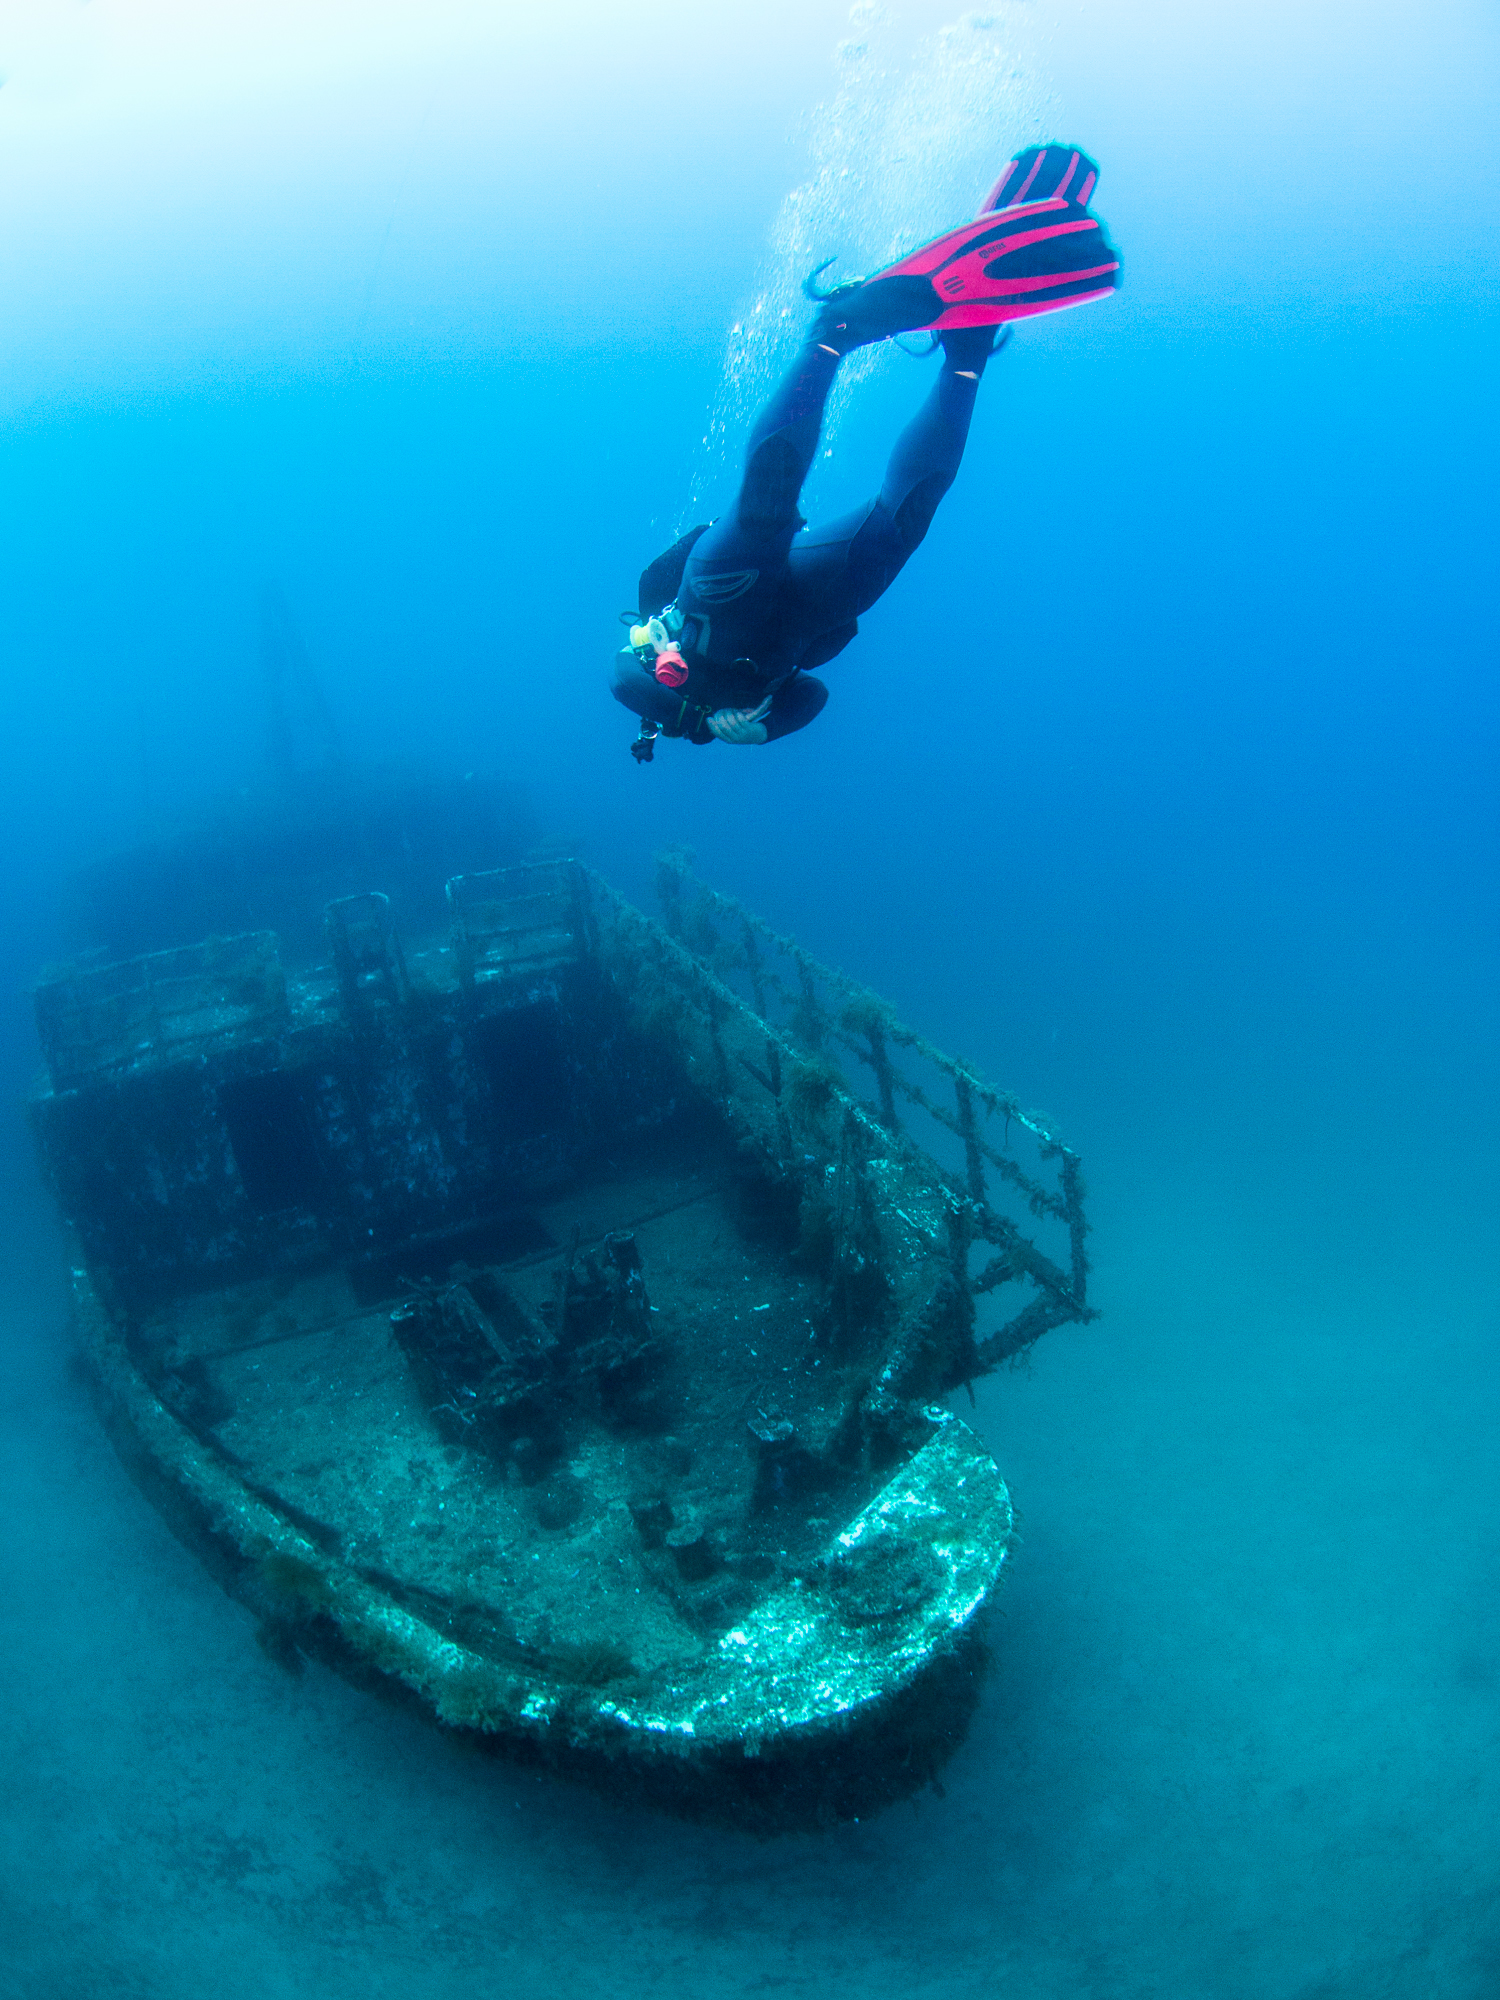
592,1414,1010,1748
84,1260,1007,1752
44,861,1049,1826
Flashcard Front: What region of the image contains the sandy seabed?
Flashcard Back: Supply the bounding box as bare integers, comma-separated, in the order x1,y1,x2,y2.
3,1079,1496,2000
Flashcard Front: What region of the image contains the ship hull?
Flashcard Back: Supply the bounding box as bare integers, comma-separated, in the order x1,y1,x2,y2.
35,859,1088,1829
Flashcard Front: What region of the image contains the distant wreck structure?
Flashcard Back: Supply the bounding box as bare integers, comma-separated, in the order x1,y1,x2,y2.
31,841,1094,1830
74,585,536,967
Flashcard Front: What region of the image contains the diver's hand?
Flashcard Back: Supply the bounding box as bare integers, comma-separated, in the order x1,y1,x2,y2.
706,699,771,745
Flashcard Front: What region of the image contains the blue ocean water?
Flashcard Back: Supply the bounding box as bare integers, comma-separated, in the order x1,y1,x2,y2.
1,2,1497,1995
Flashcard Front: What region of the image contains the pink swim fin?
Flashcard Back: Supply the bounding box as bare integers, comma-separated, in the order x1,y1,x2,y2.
809,144,1121,347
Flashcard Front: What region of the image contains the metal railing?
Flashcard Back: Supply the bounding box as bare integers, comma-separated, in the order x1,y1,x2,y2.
445,862,592,993
648,849,1094,1364
34,933,289,1089
324,892,410,1017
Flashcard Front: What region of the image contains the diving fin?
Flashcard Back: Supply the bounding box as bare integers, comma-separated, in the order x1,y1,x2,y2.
813,144,1121,347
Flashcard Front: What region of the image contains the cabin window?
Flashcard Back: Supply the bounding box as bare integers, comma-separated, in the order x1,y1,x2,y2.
472,1002,570,1144
219,1069,325,1213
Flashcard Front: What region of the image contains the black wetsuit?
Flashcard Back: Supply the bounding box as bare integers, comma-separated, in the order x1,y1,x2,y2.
612,325,994,743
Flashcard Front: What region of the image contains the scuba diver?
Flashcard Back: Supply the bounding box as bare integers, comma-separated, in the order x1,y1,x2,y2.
613,143,1121,758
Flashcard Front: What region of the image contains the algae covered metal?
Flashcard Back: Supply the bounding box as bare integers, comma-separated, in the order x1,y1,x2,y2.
31,852,1093,1828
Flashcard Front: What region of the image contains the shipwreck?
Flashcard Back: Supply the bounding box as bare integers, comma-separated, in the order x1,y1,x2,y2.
31,844,1094,1829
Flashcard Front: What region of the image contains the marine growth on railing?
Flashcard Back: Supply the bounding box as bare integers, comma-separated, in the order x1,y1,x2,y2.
617,851,1096,1369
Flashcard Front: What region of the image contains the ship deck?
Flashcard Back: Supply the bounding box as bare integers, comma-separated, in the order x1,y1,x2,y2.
135,1113,891,1690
